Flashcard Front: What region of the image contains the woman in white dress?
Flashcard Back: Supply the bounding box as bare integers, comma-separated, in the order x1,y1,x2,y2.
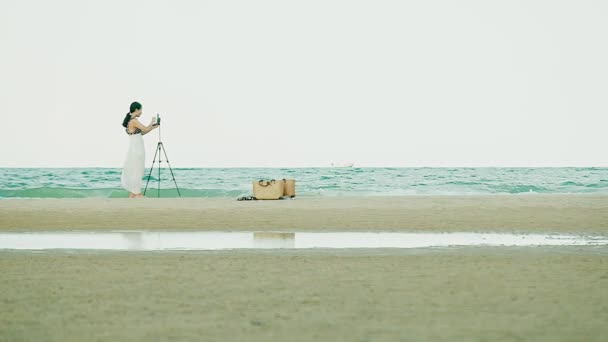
120,102,159,198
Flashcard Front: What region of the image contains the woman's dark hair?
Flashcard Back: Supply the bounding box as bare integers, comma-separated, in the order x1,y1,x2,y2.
122,102,142,128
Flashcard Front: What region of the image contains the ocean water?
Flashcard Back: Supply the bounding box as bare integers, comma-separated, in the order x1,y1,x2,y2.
0,167,607,198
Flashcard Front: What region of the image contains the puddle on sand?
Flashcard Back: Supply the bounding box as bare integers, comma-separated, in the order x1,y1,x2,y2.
0,231,607,251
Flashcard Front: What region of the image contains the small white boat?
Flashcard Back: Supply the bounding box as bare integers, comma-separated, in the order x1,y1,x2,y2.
331,162,354,168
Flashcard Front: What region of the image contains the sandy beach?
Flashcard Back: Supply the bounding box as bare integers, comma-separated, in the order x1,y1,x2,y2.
1,248,607,341
2,195,608,340
1,194,607,232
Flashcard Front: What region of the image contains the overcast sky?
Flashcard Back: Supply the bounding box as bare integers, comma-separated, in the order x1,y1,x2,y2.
1,0,607,167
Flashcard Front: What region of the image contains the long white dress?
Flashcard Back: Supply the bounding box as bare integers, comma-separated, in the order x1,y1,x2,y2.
121,124,145,194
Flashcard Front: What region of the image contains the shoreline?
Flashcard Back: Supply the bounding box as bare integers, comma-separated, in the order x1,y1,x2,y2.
1,194,607,233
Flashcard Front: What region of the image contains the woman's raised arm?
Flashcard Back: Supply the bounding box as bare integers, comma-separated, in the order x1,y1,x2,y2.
131,118,158,136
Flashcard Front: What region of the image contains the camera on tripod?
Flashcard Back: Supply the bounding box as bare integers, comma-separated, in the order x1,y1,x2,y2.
153,113,161,126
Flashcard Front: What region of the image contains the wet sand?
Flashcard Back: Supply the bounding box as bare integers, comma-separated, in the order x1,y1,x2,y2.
1,248,607,341
1,195,607,232
2,195,607,340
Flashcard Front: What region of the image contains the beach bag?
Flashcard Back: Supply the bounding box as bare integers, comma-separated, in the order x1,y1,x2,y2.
283,178,296,197
253,179,285,200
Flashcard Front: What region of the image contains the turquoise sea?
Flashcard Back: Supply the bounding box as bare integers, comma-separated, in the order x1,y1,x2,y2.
0,167,607,198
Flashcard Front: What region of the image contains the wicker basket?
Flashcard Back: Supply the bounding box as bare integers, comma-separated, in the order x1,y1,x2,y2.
253,179,285,200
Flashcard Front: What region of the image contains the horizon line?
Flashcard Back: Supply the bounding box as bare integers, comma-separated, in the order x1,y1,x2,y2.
1,165,607,169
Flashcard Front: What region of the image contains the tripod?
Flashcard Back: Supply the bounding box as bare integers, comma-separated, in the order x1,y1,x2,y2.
143,120,181,197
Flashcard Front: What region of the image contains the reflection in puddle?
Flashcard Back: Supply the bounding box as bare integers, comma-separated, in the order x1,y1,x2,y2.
254,232,295,249
0,231,607,251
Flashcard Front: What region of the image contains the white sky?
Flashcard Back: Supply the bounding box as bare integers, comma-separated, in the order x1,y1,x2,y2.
1,0,607,167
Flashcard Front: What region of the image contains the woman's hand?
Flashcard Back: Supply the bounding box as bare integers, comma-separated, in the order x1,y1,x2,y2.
150,118,157,126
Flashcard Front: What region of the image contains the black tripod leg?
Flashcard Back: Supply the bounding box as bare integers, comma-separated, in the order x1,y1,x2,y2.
143,142,160,196
158,143,162,198
160,143,182,197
